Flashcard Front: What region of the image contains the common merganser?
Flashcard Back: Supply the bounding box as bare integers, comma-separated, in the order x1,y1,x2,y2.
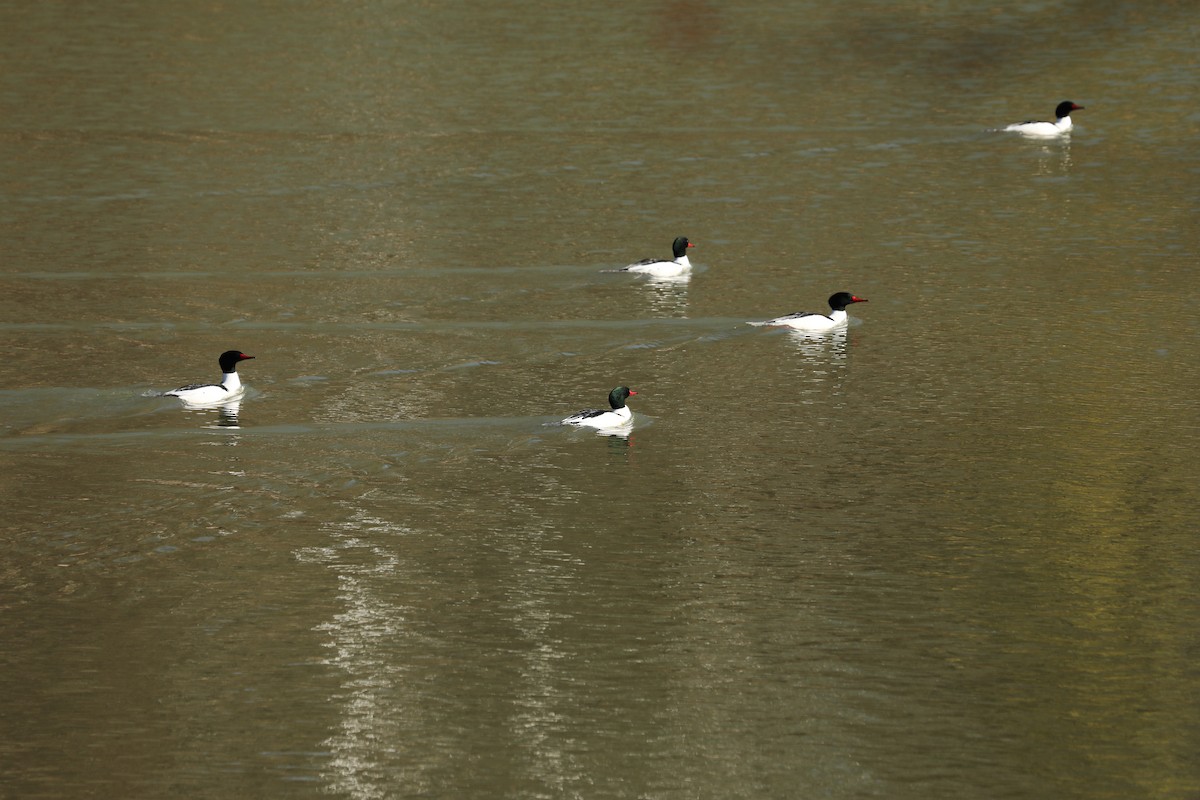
163,350,255,406
617,237,693,278
561,386,637,429
751,292,868,331
1004,101,1084,136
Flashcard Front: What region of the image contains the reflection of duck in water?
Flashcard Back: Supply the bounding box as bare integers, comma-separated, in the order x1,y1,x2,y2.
750,292,867,331
177,398,243,430
642,271,691,317
1004,101,1084,137
212,400,243,429
787,325,848,357
163,350,255,407
784,327,850,398
561,386,637,432
1032,139,1075,176
614,236,693,278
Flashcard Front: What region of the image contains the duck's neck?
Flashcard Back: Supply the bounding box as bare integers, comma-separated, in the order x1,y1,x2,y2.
1055,116,1073,131
674,254,691,268
829,309,848,323
221,371,242,391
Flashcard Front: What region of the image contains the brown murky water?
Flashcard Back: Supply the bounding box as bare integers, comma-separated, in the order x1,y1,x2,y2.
2,2,1198,798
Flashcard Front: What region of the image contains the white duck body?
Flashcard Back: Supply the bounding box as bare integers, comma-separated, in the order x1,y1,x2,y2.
764,308,850,331
164,350,255,407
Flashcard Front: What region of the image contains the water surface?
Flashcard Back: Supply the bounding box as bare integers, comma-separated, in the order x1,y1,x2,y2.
2,1,1198,798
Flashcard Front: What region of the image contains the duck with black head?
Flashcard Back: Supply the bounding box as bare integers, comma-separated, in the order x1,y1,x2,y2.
751,292,868,331
561,386,638,429
163,350,255,407
1004,101,1085,136
615,237,694,278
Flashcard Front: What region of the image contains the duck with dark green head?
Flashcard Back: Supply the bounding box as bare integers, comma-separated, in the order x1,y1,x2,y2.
163,350,255,406
751,292,868,331
1004,100,1084,136
619,236,693,278
561,386,637,429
